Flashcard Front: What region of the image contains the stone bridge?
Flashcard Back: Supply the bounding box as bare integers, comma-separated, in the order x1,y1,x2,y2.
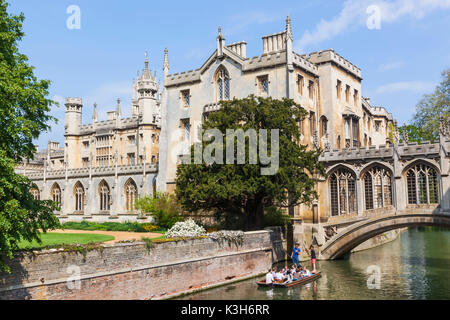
316,210,450,260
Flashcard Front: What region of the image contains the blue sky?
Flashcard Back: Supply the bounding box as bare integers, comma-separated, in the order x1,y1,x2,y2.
7,0,450,149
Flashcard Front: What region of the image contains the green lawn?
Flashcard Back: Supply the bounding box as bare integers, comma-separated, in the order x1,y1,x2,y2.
18,233,115,250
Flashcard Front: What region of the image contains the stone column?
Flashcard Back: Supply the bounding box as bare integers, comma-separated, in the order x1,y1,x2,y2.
394,177,406,213
356,178,364,215
440,174,450,212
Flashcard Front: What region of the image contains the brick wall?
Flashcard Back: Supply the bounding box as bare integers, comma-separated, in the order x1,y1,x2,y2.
0,230,279,300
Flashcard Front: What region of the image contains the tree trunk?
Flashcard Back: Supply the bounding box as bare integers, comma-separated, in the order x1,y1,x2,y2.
245,199,264,231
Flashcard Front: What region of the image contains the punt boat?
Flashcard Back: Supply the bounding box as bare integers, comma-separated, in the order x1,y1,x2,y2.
256,271,321,288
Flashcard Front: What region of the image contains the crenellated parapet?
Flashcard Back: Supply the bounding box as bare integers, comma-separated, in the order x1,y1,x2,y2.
79,116,142,135
309,49,362,80
203,102,221,114
320,142,443,163
65,97,82,109
320,145,394,163
243,51,287,72
292,52,318,76
165,69,201,87
25,164,159,181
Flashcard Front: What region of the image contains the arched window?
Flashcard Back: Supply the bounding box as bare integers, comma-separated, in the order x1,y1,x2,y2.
363,167,392,210
329,168,357,216
51,183,62,206
216,67,230,101
31,188,40,200
74,182,85,212
99,180,111,211
406,163,439,205
124,179,138,212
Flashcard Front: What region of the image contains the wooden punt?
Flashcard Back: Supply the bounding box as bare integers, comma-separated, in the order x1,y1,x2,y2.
257,271,321,288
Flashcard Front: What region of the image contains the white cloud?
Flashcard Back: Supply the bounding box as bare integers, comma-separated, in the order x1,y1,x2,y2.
295,0,450,51
375,81,436,93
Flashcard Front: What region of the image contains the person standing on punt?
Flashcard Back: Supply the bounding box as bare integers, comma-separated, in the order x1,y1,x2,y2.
308,245,317,273
291,242,301,268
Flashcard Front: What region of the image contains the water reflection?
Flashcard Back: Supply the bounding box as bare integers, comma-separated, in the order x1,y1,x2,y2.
181,228,450,300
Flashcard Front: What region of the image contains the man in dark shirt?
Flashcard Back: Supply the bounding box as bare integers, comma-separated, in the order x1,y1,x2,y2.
308,245,317,272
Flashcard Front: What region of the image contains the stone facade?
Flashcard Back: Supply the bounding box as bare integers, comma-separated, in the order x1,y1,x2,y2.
17,56,161,222
18,17,450,224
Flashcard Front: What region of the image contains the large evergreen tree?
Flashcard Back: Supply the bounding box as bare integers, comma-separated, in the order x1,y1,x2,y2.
175,96,325,231
0,0,59,272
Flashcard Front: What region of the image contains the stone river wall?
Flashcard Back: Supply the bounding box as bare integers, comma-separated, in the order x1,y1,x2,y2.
0,230,284,300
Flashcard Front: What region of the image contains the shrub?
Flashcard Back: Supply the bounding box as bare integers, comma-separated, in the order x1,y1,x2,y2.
136,193,184,229
208,230,245,247
165,219,206,238
61,221,162,233
142,224,159,232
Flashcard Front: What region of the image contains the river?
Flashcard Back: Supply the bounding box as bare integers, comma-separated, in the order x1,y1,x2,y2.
180,227,450,300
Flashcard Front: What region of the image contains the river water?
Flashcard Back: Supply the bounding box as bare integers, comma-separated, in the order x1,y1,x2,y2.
181,227,450,300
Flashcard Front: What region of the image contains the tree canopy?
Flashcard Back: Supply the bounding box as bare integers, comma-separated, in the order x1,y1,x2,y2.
0,0,59,272
412,68,450,142
175,96,325,231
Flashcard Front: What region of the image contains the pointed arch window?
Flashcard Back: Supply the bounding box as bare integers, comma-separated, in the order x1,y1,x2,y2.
124,179,138,212
363,167,392,210
329,168,357,216
406,163,439,205
320,116,328,138
74,182,85,212
216,67,230,101
31,188,40,200
51,183,62,206
99,180,111,211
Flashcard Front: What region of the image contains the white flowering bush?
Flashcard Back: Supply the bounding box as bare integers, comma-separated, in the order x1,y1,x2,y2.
165,219,206,239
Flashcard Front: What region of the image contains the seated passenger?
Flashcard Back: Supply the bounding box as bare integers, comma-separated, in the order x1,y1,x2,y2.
303,267,311,277
290,266,297,279
283,270,293,284
265,269,274,285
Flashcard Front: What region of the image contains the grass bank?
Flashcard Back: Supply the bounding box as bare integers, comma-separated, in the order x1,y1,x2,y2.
18,233,115,250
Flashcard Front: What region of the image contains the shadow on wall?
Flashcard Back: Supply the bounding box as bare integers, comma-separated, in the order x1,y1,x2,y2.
0,251,34,300
433,184,450,214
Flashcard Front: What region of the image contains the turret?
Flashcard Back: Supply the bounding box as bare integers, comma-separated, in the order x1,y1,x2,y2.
217,27,225,58
92,102,98,123
285,16,294,98
65,97,82,135
137,52,159,125
163,48,170,78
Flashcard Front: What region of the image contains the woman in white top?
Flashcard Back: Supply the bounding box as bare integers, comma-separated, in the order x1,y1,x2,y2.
265,270,274,285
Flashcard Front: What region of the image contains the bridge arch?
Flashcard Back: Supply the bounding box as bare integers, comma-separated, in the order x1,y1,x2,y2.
320,213,450,260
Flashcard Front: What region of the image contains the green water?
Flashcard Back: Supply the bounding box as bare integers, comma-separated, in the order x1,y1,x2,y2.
181,228,450,300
